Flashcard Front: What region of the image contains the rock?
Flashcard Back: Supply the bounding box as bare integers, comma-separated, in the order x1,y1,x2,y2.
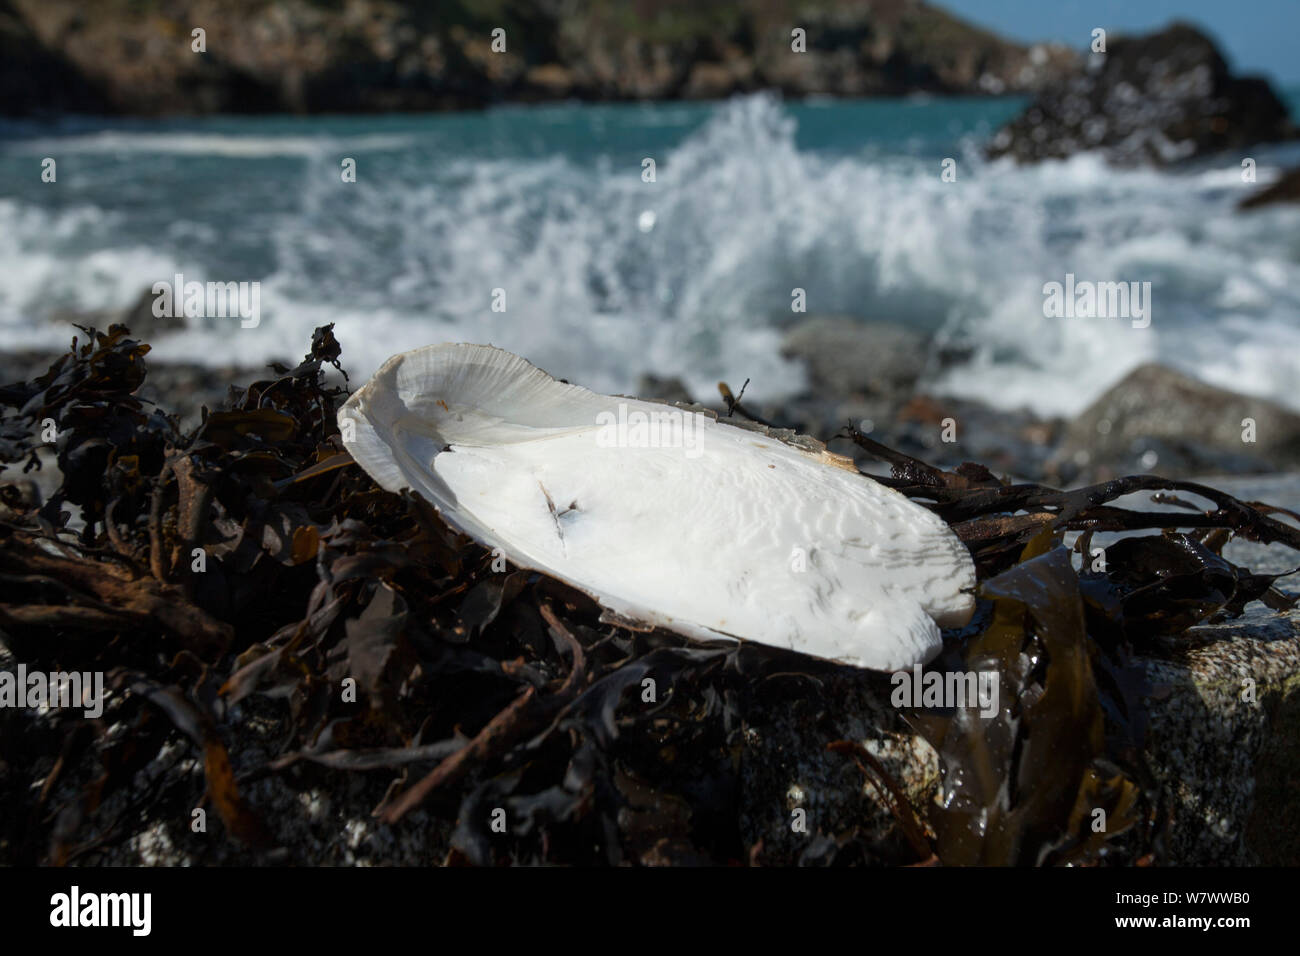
760,326,1062,483
120,286,187,339
0,447,59,522
0,0,106,115
635,373,695,406
0,350,59,388
738,668,941,865
749,3,1075,98
895,394,1062,480
737,473,1300,866
781,391,1059,484
781,316,929,399
1049,363,1300,482
988,23,1295,166
1132,473,1300,865
1240,166,1300,210
2,0,1077,117
1139,599,1300,864
47,286,184,340
135,362,274,430
0,474,42,520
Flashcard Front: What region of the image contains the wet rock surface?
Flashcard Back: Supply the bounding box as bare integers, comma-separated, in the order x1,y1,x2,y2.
987,23,1295,165
736,668,941,865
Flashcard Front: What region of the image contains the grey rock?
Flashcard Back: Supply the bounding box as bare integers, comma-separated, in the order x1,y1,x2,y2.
772,319,1062,481
118,286,187,339
781,316,929,399
1050,363,1300,482
1135,473,1300,864
1138,599,1300,865
46,286,185,340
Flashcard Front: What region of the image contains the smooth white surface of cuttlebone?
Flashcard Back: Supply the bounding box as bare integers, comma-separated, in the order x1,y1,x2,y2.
339,343,976,671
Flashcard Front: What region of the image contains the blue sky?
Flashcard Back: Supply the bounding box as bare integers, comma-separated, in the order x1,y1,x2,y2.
941,0,1300,85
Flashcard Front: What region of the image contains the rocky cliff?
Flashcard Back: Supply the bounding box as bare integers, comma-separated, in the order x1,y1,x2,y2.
1,0,1077,116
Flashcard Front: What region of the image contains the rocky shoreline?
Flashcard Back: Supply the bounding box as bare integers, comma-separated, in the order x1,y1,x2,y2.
665,315,1300,486
7,5,1298,208
4,8,1300,867
6,310,1300,493
1,0,1078,117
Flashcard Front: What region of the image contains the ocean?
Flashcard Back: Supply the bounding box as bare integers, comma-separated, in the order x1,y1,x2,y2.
2,91,1299,417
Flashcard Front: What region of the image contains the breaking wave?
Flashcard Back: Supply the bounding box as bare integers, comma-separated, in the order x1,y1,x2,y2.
1,93,1298,416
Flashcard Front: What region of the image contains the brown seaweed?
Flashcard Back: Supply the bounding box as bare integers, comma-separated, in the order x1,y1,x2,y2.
0,325,1296,866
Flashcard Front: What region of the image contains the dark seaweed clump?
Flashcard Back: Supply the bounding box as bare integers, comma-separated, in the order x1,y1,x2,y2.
0,325,1297,866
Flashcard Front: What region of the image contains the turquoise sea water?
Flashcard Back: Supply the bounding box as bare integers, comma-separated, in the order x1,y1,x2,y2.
1,91,1299,415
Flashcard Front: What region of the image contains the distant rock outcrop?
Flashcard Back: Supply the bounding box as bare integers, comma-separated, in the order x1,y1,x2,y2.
988,23,1294,165
2,0,1076,116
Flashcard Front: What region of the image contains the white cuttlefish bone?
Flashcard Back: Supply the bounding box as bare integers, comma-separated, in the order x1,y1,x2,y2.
339,343,976,671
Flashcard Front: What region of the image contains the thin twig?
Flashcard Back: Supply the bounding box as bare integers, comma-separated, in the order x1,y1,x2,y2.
718,380,780,428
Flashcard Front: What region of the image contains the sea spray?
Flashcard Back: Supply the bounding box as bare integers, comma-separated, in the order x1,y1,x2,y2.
2,94,1299,415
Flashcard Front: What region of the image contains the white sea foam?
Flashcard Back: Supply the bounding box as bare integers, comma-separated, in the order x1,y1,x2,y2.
2,95,1298,417
6,132,415,157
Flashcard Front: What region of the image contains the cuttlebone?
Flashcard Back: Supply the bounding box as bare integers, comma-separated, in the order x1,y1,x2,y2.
338,343,977,671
